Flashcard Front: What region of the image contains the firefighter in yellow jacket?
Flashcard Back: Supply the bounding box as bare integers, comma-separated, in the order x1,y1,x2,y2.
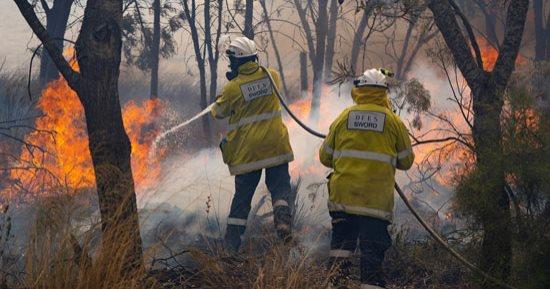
319,69,414,289
211,36,294,251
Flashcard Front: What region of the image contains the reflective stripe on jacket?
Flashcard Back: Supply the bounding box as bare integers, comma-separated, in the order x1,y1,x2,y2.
211,62,294,175
319,86,414,222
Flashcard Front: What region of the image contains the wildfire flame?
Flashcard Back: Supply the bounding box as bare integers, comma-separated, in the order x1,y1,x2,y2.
122,98,165,190
7,54,164,200
411,109,475,187
477,37,499,70
477,37,525,70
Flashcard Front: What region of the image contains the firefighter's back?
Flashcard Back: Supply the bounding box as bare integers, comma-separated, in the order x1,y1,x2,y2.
215,61,294,175
320,85,414,222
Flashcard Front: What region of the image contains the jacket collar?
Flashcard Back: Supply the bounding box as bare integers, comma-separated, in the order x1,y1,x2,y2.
351,86,391,109
238,61,260,75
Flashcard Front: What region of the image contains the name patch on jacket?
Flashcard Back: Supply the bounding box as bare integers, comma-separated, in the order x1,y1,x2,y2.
347,110,385,132
241,78,273,101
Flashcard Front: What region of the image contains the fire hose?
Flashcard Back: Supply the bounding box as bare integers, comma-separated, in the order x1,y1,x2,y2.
259,66,518,289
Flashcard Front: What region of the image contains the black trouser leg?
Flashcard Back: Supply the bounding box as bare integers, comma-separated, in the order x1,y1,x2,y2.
225,170,261,251
265,163,293,241
329,212,358,286
358,216,391,288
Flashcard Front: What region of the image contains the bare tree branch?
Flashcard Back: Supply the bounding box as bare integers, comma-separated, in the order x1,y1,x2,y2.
40,0,50,13
293,0,317,60
13,0,80,91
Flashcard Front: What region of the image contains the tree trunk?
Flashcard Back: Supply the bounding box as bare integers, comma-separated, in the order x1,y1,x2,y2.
483,7,499,49
350,4,373,74
39,0,74,87
395,22,415,79
198,60,211,138
300,51,308,99
428,0,529,286
475,0,500,49
182,0,212,141
150,0,161,99
14,0,144,269
206,0,223,104
395,18,437,80
203,0,217,141
75,0,143,269
208,64,218,103
243,0,254,39
310,0,329,118
323,0,338,81
400,29,437,80
471,78,512,285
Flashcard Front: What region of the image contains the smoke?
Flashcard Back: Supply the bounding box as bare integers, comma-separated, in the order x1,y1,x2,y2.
135,76,457,250
0,60,461,257
136,84,354,249
1,24,463,255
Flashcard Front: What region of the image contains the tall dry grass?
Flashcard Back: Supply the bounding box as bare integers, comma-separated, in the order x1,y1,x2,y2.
13,183,336,289
8,172,480,289
22,194,158,289
187,244,333,289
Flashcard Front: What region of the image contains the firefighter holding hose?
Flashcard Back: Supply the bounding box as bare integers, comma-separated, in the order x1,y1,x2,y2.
211,36,295,252
319,69,415,289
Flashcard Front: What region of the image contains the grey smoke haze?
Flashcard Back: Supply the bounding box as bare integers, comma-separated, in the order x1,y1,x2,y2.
0,1,38,70
2,0,463,250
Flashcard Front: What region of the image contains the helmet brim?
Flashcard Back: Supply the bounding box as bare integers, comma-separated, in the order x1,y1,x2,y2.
226,49,257,59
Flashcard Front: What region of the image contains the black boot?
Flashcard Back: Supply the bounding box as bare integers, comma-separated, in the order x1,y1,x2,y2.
224,223,245,253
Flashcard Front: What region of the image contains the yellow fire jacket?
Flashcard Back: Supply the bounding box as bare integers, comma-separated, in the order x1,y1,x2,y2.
211,62,294,175
319,86,414,222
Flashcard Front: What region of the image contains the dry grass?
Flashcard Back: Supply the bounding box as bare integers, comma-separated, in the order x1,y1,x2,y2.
0,184,479,289
185,243,333,289
22,195,158,289
6,191,335,289
0,189,485,289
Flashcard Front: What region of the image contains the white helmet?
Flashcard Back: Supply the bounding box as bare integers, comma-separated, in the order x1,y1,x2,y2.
354,68,393,88
226,36,257,58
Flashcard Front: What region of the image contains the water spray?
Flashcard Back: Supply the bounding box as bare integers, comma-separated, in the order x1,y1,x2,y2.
259,66,518,289
153,102,216,149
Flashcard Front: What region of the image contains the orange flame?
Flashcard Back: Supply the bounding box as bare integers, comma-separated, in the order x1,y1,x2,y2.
412,109,475,186
286,88,343,177
477,37,499,70
122,98,165,190
287,98,320,177
477,37,525,70
10,72,94,195
8,57,164,200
